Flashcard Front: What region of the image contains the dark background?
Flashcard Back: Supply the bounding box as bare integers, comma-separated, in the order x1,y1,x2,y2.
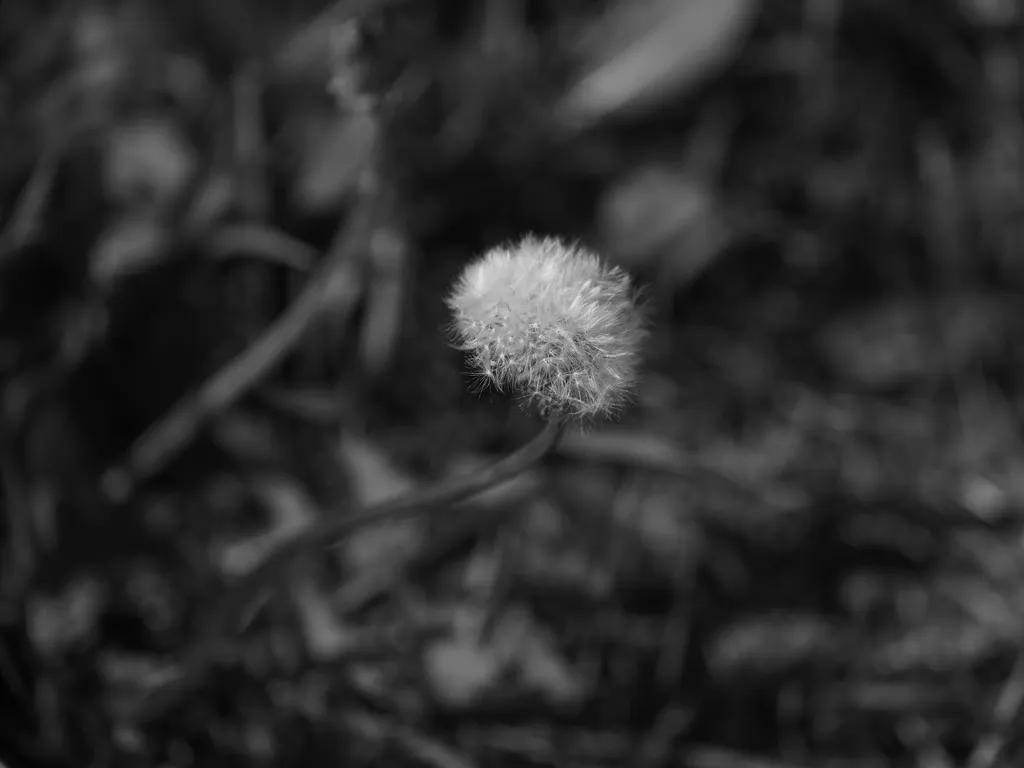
1,0,1024,765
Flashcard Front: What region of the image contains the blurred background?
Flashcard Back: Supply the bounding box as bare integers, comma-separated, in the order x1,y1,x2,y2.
1,0,1024,765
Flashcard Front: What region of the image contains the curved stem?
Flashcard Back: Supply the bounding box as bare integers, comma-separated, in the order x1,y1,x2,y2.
213,416,563,631
129,416,565,722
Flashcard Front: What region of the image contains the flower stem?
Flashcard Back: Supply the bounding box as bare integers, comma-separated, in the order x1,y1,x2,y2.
128,416,565,722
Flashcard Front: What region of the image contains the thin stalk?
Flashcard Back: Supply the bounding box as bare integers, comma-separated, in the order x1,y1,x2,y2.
128,416,565,722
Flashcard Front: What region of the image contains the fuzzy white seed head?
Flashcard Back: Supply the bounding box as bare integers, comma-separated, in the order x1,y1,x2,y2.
446,235,646,419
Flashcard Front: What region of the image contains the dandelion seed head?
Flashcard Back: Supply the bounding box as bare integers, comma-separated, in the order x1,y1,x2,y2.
446,235,646,419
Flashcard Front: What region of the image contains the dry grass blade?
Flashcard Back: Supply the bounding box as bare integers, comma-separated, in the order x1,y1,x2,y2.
345,711,478,768
684,745,811,768
0,146,59,254
563,0,757,124
100,201,377,499
205,224,319,271
966,652,1024,768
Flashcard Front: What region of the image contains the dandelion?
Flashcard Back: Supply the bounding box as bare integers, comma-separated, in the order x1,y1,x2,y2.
447,235,646,419
132,237,647,723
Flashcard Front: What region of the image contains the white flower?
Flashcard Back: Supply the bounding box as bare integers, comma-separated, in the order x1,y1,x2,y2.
447,235,645,419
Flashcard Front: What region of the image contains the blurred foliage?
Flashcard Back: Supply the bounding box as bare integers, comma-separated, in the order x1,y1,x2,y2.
1,0,1024,766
